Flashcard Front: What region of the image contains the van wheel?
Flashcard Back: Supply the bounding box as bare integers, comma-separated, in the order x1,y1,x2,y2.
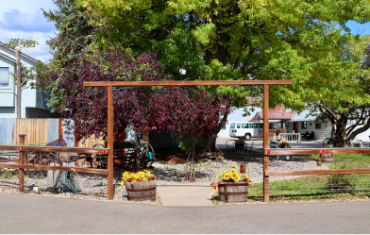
244,134,251,141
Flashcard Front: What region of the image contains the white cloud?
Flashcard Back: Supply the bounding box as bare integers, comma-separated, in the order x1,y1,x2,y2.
0,9,56,33
0,0,58,62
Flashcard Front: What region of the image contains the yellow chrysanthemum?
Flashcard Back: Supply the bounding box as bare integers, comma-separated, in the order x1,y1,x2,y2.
224,173,230,180
235,175,240,182
120,181,124,186
230,165,236,168
217,174,222,179
231,169,236,173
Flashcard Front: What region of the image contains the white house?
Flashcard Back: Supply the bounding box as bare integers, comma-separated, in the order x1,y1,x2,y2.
0,42,59,118
219,106,370,142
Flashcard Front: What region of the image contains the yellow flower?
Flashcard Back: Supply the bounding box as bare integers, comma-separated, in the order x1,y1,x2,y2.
217,174,222,179
210,186,214,191
235,175,240,182
120,181,124,186
231,169,236,173
230,165,236,168
224,173,230,180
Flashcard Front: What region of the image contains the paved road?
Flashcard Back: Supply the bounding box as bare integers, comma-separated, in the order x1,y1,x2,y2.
0,193,369,233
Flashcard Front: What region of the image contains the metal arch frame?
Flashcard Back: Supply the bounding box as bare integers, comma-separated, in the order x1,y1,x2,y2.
83,80,293,201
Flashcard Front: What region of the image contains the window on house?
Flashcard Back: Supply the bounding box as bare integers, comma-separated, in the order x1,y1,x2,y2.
301,122,307,129
0,68,9,87
315,122,321,129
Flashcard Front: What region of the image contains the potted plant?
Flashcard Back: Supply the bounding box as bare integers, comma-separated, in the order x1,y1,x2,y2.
279,141,290,148
322,145,334,163
121,170,157,201
211,166,251,202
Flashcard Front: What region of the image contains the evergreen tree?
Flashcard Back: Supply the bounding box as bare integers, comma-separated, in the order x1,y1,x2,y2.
38,0,95,112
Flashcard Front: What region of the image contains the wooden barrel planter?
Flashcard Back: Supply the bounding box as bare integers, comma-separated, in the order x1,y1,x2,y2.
124,181,157,201
321,154,334,163
218,182,249,203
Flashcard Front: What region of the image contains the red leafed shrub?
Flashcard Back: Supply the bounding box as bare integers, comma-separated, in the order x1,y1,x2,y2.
40,47,232,147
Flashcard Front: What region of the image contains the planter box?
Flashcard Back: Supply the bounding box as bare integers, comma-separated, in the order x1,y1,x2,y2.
218,181,249,202
124,180,157,201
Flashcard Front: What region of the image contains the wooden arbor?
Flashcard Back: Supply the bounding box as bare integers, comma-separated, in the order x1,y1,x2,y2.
83,80,293,201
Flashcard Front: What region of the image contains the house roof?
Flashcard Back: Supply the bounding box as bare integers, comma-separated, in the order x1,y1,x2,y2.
253,111,297,121
0,52,16,63
0,41,38,63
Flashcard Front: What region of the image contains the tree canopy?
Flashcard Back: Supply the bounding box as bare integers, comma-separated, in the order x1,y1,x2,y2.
78,0,370,146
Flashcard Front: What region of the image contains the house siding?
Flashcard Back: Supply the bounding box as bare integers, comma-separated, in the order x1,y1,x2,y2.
0,43,56,118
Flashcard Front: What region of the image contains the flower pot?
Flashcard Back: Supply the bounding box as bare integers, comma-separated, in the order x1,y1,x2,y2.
321,154,334,163
124,180,157,201
240,163,246,174
317,157,322,166
218,181,249,203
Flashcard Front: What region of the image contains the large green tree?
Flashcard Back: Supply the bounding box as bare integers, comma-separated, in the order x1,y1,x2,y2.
79,0,370,147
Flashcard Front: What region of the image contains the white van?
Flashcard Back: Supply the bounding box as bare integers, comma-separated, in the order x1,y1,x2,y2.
229,122,263,140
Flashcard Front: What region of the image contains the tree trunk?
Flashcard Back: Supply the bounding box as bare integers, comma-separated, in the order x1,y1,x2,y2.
204,111,230,152
332,121,348,147
204,135,216,152
135,132,141,172
16,48,21,119
190,136,199,163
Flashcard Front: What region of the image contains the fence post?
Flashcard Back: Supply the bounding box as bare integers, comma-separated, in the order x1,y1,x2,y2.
107,86,114,200
19,134,25,193
263,85,269,202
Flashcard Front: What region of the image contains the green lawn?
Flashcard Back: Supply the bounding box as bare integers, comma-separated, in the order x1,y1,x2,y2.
247,153,370,203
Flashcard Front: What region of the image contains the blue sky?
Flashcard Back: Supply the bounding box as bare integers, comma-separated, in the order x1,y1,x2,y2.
0,0,369,62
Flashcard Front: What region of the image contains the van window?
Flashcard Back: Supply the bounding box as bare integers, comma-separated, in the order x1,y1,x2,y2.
230,123,235,128
259,123,263,128
254,123,258,128
237,123,241,128
242,123,248,128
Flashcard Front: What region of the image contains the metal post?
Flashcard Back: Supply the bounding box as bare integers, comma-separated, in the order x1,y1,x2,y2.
19,134,25,193
107,86,114,200
263,85,269,202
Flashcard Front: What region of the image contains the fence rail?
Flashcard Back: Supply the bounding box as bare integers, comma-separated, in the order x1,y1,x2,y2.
0,145,109,154
265,147,370,155
0,163,108,175
0,135,112,196
263,147,370,201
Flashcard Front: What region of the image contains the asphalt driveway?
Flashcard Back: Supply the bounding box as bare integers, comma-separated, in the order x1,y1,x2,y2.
0,193,369,233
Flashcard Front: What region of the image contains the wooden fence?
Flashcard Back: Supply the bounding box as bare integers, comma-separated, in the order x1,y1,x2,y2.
0,134,110,197
0,118,105,148
263,148,370,201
